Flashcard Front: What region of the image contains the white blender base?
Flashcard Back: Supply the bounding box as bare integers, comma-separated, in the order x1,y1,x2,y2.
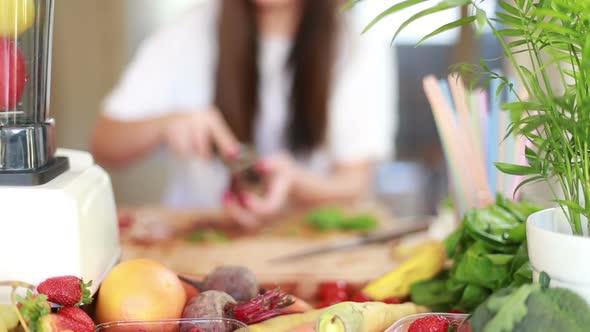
0,149,120,303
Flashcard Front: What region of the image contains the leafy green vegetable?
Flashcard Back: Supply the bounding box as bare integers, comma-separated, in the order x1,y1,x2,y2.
464,205,521,246
410,278,462,312
456,284,491,312
453,243,512,290
306,208,377,232
184,230,229,243
496,195,541,223
509,242,531,286
307,208,345,230
339,214,378,230
444,224,465,258
410,195,540,312
510,263,533,288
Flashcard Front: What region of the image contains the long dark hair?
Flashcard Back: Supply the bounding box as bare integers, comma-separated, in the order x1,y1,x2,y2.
214,0,340,155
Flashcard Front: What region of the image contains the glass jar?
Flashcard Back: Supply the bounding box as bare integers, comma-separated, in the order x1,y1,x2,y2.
0,0,59,173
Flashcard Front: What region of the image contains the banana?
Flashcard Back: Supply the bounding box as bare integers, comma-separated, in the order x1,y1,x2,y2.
362,241,447,300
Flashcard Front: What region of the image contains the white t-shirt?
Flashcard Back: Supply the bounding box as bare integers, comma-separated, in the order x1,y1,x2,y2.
102,1,398,209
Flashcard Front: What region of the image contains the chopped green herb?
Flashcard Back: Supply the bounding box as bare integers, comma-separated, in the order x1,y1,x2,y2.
306,207,378,232
184,230,230,243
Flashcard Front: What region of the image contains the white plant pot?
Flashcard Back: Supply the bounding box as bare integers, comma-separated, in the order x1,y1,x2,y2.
527,208,590,303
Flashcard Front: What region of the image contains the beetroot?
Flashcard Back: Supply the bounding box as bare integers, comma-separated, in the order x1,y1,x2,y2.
203,266,259,302
182,289,294,330
181,291,237,332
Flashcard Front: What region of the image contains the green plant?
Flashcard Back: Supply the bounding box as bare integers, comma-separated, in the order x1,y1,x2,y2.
352,0,590,235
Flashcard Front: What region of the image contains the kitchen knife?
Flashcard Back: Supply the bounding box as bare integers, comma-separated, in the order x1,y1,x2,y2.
268,220,431,263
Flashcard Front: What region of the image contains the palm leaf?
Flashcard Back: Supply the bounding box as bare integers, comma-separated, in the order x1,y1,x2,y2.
361,0,426,34
416,16,476,46
390,0,470,44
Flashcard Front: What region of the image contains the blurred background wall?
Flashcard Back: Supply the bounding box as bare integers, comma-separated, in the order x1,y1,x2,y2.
51,0,200,205
50,0,501,215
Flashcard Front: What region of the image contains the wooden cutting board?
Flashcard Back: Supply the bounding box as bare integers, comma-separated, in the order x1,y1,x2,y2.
117,203,430,298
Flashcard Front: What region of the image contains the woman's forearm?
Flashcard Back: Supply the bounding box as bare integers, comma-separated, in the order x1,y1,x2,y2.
90,115,164,168
290,163,372,205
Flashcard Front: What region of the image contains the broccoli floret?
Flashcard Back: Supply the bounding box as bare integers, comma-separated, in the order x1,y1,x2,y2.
482,284,537,331
471,286,590,332
513,288,590,332
470,288,516,332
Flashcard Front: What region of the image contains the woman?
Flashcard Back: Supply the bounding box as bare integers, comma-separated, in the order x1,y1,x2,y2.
91,0,397,228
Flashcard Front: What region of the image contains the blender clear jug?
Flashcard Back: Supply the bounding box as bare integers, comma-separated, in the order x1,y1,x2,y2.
0,0,65,179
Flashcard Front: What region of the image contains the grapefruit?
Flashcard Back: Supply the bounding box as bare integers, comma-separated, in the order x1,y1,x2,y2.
96,259,186,324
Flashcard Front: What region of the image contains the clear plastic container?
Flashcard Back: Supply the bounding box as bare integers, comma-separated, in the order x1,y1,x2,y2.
95,318,249,332
385,313,471,332
0,0,53,125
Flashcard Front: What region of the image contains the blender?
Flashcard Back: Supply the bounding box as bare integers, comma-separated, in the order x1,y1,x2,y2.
0,0,120,302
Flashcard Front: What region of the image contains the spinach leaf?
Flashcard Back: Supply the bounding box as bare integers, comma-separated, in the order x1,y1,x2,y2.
410,279,462,311
496,194,542,223
510,241,529,273
510,262,533,287
456,284,491,311
464,205,521,246
453,243,512,290
444,224,465,258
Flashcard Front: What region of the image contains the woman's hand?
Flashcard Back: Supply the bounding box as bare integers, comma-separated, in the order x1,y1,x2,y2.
223,153,297,229
162,108,239,159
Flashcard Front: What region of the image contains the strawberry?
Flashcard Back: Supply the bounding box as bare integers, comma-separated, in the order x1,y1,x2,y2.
350,292,373,303
408,315,451,332
448,309,465,314
383,297,403,304
38,306,95,332
37,276,93,306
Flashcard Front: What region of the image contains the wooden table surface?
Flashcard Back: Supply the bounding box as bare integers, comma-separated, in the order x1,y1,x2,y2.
117,203,433,298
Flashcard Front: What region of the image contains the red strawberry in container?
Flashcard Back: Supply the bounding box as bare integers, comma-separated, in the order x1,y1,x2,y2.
38,306,95,332
408,315,451,332
37,276,93,307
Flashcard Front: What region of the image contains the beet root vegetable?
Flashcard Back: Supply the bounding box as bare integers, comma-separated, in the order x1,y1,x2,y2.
204,266,259,302
181,291,237,332
182,288,295,331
